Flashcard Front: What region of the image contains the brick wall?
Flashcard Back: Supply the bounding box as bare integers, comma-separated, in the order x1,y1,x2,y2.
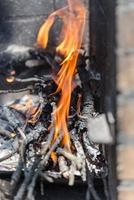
90,0,134,199
116,1,134,199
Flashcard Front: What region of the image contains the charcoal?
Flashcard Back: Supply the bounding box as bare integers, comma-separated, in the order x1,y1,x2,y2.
89,70,101,81
0,118,16,138
69,86,82,116
0,45,54,73
40,103,52,124
29,48,57,69
43,80,57,95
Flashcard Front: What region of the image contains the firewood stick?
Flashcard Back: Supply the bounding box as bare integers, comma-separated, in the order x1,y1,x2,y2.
39,172,54,183
11,159,24,197
41,133,63,166
0,129,15,138
81,160,86,182
41,128,55,155
26,173,39,200
15,75,52,83
44,171,62,179
11,159,23,186
71,129,85,157
14,159,39,200
0,138,19,162
70,129,86,181
102,177,110,200
68,161,76,186
40,178,44,196
17,127,26,141
82,132,100,161
78,64,95,114
57,148,82,170
0,148,18,162
0,86,32,94
0,45,54,72
86,159,92,173
24,133,63,199
77,59,106,172
58,156,69,179
77,62,96,135
15,77,43,83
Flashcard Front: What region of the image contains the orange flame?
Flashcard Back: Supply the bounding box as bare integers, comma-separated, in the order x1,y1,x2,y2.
37,0,86,150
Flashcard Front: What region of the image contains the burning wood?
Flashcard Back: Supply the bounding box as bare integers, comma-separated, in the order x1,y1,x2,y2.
0,0,108,199
0,64,107,197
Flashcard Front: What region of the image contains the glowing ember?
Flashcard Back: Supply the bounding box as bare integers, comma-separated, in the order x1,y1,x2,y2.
5,70,16,83
37,0,86,150
6,76,15,83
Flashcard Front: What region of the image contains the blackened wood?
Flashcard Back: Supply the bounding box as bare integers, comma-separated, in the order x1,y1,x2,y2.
70,129,86,182
77,61,95,133
0,106,26,130
69,86,82,116
0,45,54,76
0,148,18,163
14,159,39,200
86,173,101,200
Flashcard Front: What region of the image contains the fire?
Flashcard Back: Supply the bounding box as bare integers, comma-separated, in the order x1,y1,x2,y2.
37,0,86,150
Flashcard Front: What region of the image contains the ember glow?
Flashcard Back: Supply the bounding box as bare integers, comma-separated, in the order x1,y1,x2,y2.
6,76,15,83
37,0,86,150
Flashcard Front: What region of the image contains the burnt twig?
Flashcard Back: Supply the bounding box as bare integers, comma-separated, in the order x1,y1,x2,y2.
0,149,18,162
77,61,96,134
0,138,19,162
0,87,32,94
68,161,76,186
24,133,63,198
14,159,39,200
57,148,82,170
87,173,101,200
58,156,69,179
70,129,86,182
